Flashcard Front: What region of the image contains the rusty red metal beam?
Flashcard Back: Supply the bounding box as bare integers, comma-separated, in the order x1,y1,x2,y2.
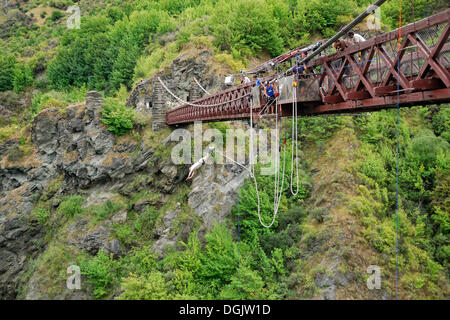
166,10,450,126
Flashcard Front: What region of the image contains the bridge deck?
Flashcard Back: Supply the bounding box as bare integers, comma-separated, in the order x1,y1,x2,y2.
166,10,450,125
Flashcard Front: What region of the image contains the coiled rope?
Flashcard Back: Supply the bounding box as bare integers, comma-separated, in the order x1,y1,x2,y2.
214,96,284,228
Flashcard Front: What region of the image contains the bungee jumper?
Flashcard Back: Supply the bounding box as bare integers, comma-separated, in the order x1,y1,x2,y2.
186,146,215,180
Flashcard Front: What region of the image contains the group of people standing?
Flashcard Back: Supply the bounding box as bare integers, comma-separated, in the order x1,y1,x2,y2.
235,30,366,112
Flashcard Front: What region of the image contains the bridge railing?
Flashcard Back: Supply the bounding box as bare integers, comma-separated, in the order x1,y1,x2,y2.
166,9,450,124
306,9,450,105
166,75,277,124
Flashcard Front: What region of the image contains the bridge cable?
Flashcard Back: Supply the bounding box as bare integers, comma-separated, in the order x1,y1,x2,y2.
158,77,252,108
193,77,211,95
395,0,402,301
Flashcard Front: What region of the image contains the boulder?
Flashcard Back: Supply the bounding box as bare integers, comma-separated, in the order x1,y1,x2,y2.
78,226,110,256
111,211,127,224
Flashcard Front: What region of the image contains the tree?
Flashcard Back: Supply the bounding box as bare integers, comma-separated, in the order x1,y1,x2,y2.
100,98,135,136
210,0,284,56
49,10,63,22
0,54,16,91
13,64,34,93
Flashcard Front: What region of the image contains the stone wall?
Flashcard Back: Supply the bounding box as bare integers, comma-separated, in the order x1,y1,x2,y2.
151,78,167,132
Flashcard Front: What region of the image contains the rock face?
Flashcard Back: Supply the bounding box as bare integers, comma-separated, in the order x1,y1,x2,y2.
27,91,155,191
0,5,33,40
188,163,248,230
0,90,181,299
0,204,43,300
128,48,228,131
126,79,151,113
0,91,31,126
0,51,248,299
161,49,226,104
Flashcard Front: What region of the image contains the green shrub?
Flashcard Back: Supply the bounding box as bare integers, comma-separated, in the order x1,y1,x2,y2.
133,206,159,236
310,207,329,223
278,206,308,229
118,272,170,300
219,266,267,300
36,208,50,227
13,64,34,93
92,200,124,221
80,251,122,299
0,53,16,91
101,98,135,136
57,195,85,217
260,224,301,254
49,10,63,21
0,125,18,142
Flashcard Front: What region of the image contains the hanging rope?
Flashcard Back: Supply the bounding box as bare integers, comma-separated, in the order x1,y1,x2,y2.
273,97,286,216
193,77,211,95
290,80,300,196
214,96,285,229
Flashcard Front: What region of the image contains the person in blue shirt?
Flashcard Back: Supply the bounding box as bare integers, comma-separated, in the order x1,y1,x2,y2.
254,74,263,88
265,82,278,113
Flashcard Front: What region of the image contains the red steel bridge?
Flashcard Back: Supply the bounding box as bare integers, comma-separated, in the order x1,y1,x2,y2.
166,10,450,125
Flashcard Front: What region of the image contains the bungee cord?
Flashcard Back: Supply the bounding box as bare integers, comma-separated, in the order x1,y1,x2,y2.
273,97,286,215
290,82,300,196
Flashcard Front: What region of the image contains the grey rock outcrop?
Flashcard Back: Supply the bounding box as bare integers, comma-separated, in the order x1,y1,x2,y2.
188,162,248,230
0,90,173,299
126,79,151,113
0,46,250,299
0,191,43,299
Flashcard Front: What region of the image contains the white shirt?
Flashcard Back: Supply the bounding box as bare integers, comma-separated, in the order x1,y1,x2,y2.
243,77,251,84
189,154,210,171
352,34,366,43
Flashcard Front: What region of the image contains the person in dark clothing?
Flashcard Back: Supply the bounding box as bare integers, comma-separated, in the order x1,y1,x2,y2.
292,51,308,78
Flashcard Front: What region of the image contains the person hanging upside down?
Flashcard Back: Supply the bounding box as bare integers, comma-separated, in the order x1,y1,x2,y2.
186,147,215,180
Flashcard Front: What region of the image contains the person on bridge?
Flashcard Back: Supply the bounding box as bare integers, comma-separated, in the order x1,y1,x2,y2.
265,81,278,113
186,147,214,180
348,31,367,63
333,39,353,76
254,74,263,88
333,39,353,52
348,31,366,43
241,74,251,84
293,51,308,78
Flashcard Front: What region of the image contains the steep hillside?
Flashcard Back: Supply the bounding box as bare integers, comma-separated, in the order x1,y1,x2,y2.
0,0,449,300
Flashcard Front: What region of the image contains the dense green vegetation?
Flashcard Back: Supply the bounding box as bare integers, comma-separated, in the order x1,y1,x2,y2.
3,0,435,97
101,98,135,136
1,0,448,300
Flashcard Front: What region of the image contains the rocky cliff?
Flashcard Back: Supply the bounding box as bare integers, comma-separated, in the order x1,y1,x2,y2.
0,61,247,299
